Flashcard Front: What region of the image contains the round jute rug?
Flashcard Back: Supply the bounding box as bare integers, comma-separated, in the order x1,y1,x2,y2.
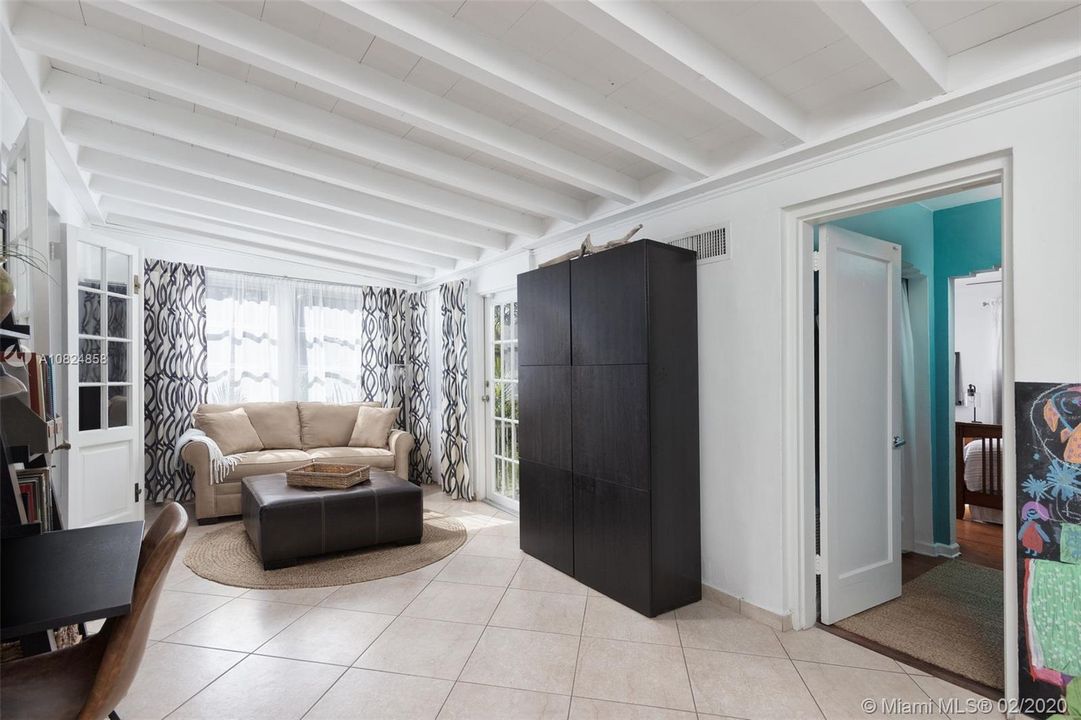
183,511,466,589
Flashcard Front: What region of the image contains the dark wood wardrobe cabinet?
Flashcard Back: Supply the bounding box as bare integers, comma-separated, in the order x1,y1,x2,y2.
517,240,701,617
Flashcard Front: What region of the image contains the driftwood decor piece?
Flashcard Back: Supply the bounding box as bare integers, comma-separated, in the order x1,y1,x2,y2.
539,224,643,268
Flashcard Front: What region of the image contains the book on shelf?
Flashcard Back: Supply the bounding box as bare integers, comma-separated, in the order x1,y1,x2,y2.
15,467,51,531
17,476,40,524
4,352,59,421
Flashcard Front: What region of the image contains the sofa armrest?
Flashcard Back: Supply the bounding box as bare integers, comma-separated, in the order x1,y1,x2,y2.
388,429,415,482
180,439,218,521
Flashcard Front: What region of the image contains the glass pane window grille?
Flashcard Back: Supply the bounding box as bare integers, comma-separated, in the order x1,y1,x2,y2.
491,300,520,502
76,241,134,428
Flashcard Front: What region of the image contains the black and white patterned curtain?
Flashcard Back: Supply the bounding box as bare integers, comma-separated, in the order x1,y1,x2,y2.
407,290,434,485
439,280,472,500
384,288,409,430
144,259,207,502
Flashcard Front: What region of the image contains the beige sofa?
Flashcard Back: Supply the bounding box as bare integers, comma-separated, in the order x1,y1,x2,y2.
181,401,414,522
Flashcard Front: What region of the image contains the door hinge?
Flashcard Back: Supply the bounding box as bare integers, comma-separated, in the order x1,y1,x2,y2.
812,250,822,272
134,483,142,503
814,553,823,575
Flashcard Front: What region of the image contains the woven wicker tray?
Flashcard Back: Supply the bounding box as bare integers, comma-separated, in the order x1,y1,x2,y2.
286,462,370,489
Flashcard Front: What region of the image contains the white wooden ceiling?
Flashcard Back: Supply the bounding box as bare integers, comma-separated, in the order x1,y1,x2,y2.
3,0,1079,284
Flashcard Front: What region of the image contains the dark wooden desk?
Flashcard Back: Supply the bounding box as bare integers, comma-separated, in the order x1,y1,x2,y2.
1,521,143,642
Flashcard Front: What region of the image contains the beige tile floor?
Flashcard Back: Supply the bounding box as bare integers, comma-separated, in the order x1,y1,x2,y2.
113,485,999,720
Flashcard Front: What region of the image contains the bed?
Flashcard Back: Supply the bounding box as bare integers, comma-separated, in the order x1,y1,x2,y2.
955,421,1003,524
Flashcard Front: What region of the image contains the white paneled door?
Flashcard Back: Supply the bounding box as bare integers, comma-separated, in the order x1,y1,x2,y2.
818,225,903,624
484,291,519,513
63,226,144,527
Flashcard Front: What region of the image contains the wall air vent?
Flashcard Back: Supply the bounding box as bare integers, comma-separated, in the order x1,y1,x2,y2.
668,225,730,264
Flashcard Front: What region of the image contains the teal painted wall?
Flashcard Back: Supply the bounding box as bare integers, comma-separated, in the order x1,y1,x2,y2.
818,198,1001,545
832,204,935,277
930,199,1002,543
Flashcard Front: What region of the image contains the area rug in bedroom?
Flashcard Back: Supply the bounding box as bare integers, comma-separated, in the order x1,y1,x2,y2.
184,510,466,589
835,560,1004,690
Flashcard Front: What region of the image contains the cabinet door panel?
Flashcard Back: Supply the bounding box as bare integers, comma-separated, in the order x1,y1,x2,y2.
518,263,570,366
519,366,572,470
572,365,649,490
573,475,651,615
571,244,646,365
520,461,573,575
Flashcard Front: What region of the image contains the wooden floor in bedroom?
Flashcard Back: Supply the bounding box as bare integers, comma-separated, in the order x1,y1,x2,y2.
902,513,1003,584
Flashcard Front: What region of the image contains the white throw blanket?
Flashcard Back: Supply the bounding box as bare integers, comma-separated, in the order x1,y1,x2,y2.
176,429,239,484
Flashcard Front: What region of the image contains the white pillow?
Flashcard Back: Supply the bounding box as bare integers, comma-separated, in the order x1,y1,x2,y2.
348,406,400,448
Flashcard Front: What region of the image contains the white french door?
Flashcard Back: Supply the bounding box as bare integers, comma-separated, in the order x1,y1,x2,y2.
818,225,903,624
484,291,519,512
63,226,144,527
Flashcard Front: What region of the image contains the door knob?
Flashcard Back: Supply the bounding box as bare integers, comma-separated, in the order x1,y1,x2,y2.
892,436,907,448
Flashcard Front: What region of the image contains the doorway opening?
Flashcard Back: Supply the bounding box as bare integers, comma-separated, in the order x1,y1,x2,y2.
812,184,1005,696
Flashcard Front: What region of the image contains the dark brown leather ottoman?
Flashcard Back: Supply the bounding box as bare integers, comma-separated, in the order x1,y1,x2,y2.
241,471,423,570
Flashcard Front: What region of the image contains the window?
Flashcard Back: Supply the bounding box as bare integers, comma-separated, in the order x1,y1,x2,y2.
206,271,281,403
296,281,369,402
205,272,402,404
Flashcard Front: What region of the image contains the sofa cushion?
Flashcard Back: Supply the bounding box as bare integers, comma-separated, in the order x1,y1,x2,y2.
193,408,263,456
298,402,380,449
349,406,399,448
226,449,314,481
196,402,301,449
308,446,395,470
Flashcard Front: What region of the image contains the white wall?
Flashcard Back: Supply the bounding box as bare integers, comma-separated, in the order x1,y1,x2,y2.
460,78,1081,617
954,270,1003,424
2,79,85,226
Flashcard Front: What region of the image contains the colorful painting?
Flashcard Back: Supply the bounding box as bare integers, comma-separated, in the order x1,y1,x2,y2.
1016,382,1081,718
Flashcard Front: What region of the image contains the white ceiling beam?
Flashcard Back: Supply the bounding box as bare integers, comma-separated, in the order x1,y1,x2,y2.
12,5,587,222
816,0,948,99
102,200,435,277
93,0,641,204
321,0,711,179
106,218,419,287
43,72,544,238
64,113,508,248
102,208,426,283
91,177,469,269
558,1,807,147
0,25,102,223
78,146,503,255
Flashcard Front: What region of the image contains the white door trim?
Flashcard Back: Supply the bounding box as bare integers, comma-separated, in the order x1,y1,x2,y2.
780,155,1016,700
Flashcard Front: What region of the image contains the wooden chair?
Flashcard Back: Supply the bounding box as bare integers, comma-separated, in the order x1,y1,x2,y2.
1,503,188,720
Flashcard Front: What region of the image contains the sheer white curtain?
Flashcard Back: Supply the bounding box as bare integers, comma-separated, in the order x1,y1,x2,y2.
295,281,368,403
899,281,917,552
206,271,281,403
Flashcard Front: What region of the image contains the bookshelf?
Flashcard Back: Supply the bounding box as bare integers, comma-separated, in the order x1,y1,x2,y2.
2,310,66,537
2,126,67,536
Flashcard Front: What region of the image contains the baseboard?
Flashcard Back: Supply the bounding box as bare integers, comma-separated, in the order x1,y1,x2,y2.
913,541,961,558
701,583,793,632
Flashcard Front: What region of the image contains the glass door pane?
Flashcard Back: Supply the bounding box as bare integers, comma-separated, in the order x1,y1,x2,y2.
487,293,519,511
77,240,135,429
